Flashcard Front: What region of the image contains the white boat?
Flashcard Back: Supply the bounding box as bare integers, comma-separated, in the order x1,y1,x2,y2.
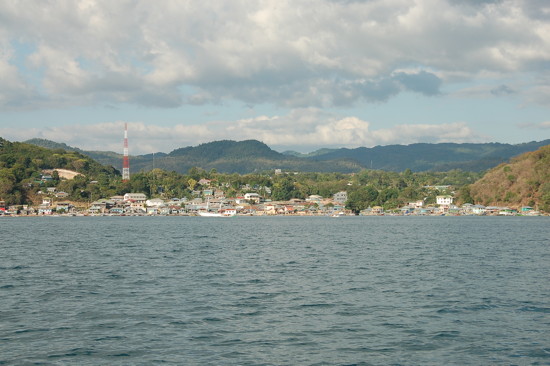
198,208,236,217
198,211,223,217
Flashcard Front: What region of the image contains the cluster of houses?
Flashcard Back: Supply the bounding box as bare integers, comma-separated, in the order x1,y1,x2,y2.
396,196,539,216
0,190,543,216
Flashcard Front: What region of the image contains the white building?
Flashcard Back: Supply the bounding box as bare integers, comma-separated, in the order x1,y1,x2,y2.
436,195,453,206
124,193,147,202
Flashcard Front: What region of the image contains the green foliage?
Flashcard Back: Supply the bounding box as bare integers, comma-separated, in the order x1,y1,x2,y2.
0,138,119,204
271,177,298,201
346,185,379,213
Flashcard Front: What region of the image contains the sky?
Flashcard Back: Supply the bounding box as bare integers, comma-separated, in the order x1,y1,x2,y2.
0,0,549,155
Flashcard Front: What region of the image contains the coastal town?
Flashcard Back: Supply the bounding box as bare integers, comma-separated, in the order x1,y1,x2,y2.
0,175,544,217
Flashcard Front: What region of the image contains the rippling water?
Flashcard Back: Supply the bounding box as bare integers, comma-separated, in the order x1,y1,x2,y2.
1,216,549,365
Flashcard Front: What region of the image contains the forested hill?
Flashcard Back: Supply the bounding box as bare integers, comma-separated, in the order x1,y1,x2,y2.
25,138,550,174
25,139,361,174
0,137,119,204
160,140,361,174
286,140,550,172
467,145,550,210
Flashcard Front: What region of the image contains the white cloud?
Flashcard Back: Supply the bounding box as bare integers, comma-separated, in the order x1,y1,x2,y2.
0,0,548,109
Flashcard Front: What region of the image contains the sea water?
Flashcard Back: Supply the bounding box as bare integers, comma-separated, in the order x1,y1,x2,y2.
1,216,549,365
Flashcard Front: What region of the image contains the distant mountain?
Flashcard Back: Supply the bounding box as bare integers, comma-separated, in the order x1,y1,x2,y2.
161,140,360,174
468,145,550,210
25,138,550,174
25,139,361,174
300,140,550,172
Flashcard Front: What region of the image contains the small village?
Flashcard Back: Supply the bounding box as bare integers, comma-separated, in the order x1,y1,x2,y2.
0,176,544,217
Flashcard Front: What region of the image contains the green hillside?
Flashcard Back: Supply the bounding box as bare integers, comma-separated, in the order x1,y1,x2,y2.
0,137,119,205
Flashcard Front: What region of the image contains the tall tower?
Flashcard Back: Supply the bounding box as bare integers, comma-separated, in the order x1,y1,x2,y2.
122,123,130,181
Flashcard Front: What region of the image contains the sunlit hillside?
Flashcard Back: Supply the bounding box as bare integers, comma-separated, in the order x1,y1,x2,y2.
469,145,550,210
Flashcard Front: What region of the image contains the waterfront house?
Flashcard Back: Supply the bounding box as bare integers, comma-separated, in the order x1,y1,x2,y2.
38,204,53,215
485,206,502,215
147,207,160,215
89,200,110,214
109,207,125,215
264,204,277,215
471,204,486,215
55,202,72,213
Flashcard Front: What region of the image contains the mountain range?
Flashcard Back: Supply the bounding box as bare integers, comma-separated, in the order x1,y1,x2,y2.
24,138,550,174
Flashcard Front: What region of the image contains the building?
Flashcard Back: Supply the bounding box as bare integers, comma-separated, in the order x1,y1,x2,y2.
408,200,424,208
306,195,323,203
244,193,261,203
436,195,453,206
123,193,147,202
333,191,348,204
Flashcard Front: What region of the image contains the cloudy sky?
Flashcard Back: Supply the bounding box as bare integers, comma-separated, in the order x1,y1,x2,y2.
0,0,549,154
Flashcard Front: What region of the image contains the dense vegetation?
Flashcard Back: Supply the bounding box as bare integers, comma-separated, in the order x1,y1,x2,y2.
27,139,362,174
5,137,549,212
289,140,550,172
0,137,119,205
26,138,550,174
2,137,482,209
468,145,550,211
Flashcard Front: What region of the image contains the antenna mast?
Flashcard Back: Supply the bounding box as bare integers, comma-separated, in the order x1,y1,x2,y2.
122,123,130,181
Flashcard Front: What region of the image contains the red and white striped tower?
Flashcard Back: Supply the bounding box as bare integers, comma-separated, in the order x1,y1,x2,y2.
122,123,130,181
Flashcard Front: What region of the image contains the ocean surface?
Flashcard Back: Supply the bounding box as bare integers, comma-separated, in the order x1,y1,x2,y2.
1,216,549,365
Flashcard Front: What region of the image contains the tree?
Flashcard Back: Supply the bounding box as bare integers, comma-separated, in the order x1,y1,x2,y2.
346,185,378,214
272,177,295,201
187,178,197,191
